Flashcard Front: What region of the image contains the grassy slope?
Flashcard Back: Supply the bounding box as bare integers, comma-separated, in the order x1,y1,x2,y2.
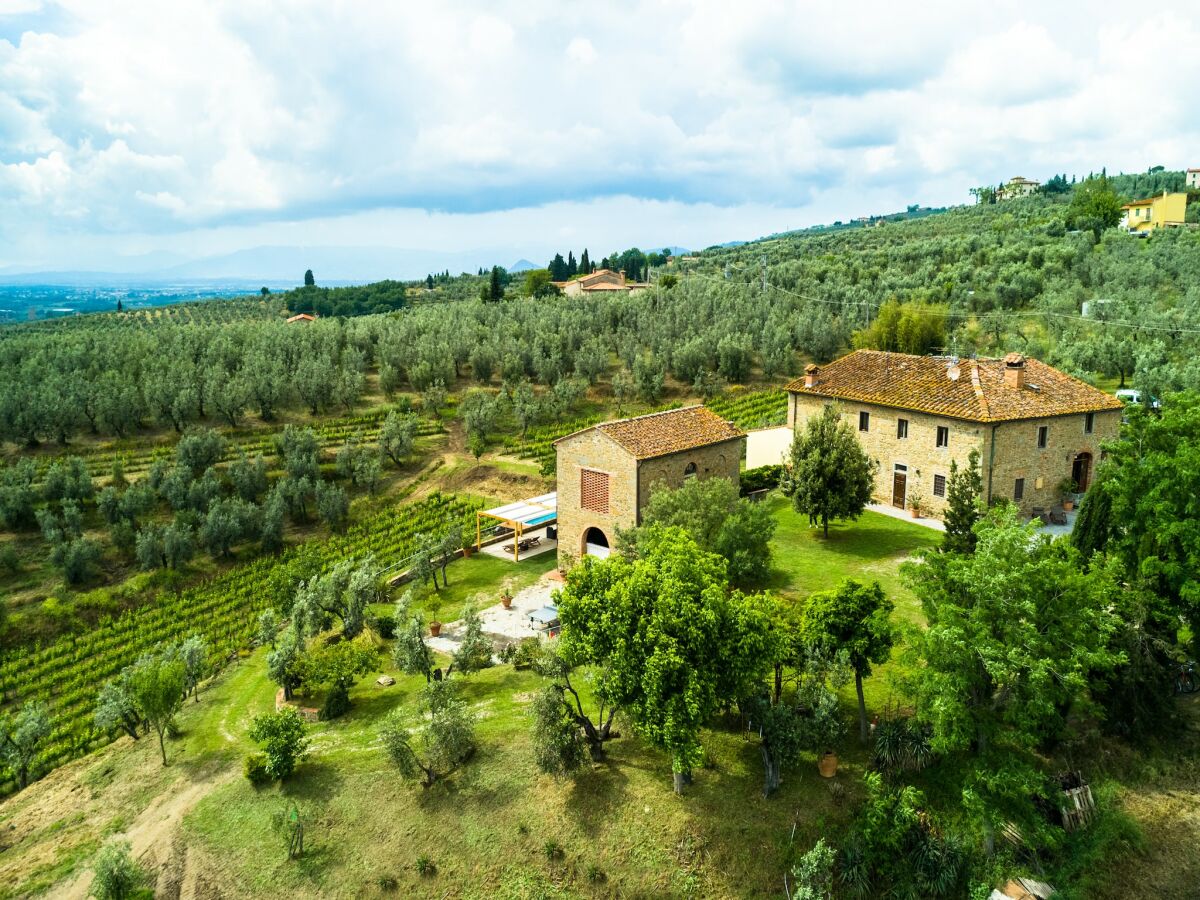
0,500,938,899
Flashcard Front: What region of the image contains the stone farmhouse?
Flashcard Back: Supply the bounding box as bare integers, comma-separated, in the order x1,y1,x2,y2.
996,176,1040,201
553,406,744,566
555,268,650,297
786,350,1123,518
1187,168,1199,190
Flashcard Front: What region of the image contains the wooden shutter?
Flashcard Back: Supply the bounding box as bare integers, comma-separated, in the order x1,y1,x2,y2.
580,469,610,513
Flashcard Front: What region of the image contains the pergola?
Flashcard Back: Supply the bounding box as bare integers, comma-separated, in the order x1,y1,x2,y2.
475,492,557,562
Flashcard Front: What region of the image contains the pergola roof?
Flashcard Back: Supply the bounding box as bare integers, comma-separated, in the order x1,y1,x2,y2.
482,492,557,528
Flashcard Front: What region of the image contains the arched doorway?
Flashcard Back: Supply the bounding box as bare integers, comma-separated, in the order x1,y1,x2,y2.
1071,452,1092,493
582,526,610,560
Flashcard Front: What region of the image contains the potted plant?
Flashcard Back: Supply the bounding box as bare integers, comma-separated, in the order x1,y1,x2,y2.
798,670,847,778
1058,478,1078,512
499,578,515,610
908,493,924,519
429,620,442,637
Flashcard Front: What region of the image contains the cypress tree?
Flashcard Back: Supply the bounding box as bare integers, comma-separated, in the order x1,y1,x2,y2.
942,449,983,554
580,249,591,274
567,251,577,277
304,269,315,287
489,266,504,301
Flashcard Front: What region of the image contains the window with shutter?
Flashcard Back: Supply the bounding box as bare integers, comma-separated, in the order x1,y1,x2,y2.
580,468,610,514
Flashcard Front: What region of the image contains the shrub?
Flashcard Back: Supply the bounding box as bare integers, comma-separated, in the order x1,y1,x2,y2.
870,717,932,779
90,838,150,900
370,613,397,639
320,685,351,720
542,839,564,861
416,855,435,877
586,863,605,883
739,464,784,495
248,708,310,780
244,752,271,786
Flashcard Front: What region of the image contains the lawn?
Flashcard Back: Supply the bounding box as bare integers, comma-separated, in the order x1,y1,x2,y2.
764,493,941,624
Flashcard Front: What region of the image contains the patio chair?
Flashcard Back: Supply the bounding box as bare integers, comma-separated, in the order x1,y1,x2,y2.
1049,510,1068,526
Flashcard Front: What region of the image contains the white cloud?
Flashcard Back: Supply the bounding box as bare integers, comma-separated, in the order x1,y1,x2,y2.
1,1,1199,272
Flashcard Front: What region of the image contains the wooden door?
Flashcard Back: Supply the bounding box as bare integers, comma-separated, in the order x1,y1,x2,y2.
892,471,906,508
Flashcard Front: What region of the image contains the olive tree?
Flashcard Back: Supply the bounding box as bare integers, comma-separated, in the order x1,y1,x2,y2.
381,679,476,788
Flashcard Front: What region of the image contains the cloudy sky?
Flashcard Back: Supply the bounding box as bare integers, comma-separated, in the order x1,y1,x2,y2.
2,1,1199,278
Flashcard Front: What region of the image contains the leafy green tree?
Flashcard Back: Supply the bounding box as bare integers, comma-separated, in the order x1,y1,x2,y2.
379,410,419,466
267,629,303,701
392,598,436,682
531,641,618,760
0,459,38,529
801,579,894,742
557,526,774,791
381,679,476,788
785,404,874,537
488,265,505,301
274,425,321,481
292,557,377,639
853,299,946,355
90,838,148,900
296,638,376,719
0,701,51,789
200,497,260,558
421,381,447,419
522,269,559,298
315,480,349,531
1086,396,1200,647
1066,174,1124,239
304,268,315,286
175,635,209,702
94,671,143,742
128,653,187,766
175,428,226,477
941,449,983,554
530,683,590,776
903,507,1120,851
248,708,310,780
636,476,776,586
451,606,494,676
789,838,836,900
229,452,269,501
256,609,279,649
632,354,665,402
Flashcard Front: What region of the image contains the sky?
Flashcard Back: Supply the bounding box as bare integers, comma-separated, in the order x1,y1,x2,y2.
2,1,1199,279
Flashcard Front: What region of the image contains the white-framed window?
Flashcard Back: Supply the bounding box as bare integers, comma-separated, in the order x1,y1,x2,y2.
897,418,909,439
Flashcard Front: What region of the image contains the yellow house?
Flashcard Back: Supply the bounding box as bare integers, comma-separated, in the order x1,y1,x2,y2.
1121,191,1188,233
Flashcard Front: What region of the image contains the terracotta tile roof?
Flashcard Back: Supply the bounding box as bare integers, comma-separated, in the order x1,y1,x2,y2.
555,406,744,459
286,313,317,323
785,350,1123,423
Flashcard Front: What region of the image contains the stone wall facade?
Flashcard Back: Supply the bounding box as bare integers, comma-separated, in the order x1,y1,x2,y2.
555,432,744,568
788,394,1118,517
555,429,638,567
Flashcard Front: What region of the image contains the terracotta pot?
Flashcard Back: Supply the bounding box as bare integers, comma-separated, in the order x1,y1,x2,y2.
1062,500,1074,512
909,508,920,518
818,752,838,778
429,622,442,637
501,596,512,610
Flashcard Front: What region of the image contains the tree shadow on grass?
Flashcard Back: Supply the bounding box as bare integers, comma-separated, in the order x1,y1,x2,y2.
564,753,633,837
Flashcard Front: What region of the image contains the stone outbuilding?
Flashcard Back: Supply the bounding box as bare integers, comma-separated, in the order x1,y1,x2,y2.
553,406,745,566
786,350,1123,518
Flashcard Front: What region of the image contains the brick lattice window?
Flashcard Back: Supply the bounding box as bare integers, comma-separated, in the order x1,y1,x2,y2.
936,426,949,448
580,468,610,514
933,474,946,497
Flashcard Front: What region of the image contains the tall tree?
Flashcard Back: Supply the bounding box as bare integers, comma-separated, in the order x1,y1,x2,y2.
381,679,476,788
579,248,591,274
801,579,894,742
566,251,577,277
903,507,1120,852
0,701,51,790
303,269,315,287
785,404,874,537
556,526,774,792
129,653,187,766
941,449,983,554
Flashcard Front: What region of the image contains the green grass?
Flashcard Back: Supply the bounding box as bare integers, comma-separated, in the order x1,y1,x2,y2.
764,494,940,623
395,550,559,626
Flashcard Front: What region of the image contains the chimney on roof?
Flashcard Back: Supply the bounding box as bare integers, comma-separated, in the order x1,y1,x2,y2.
804,363,819,388
619,269,626,285
1003,352,1026,390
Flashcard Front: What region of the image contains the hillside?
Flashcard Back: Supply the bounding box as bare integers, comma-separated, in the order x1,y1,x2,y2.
1,171,1199,898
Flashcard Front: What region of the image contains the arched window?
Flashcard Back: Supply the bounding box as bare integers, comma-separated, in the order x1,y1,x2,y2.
684,462,697,480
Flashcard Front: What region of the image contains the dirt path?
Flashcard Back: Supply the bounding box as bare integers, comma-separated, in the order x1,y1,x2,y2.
59,768,236,900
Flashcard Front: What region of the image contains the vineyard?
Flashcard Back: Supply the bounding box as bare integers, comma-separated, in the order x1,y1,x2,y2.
21,407,446,482
0,296,286,339
500,388,787,470
0,491,483,789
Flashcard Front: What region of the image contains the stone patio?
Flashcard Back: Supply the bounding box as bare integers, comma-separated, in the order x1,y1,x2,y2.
425,572,560,656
